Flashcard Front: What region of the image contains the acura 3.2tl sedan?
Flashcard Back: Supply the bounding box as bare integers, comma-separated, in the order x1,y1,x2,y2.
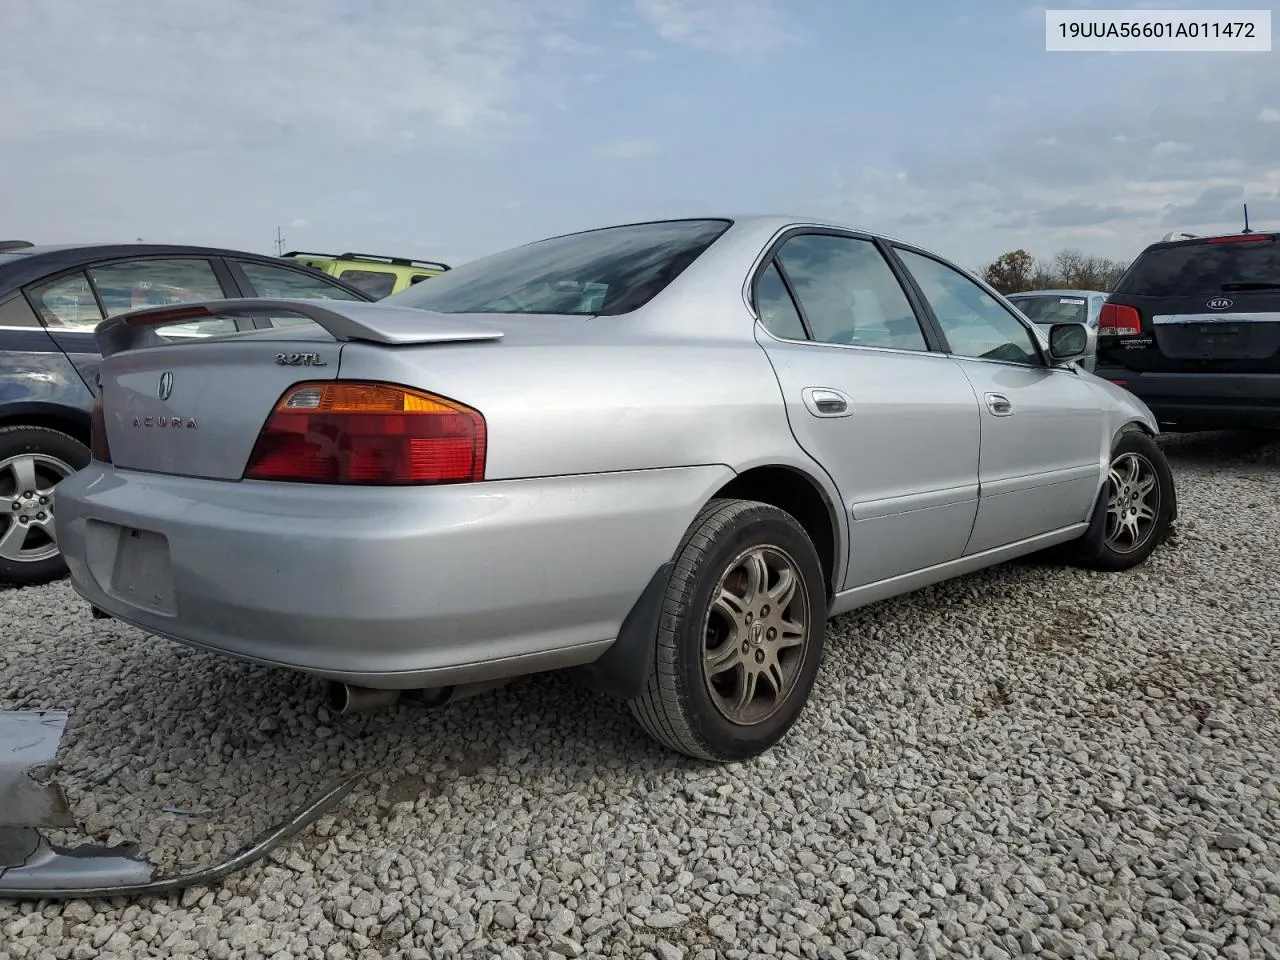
53,216,1176,762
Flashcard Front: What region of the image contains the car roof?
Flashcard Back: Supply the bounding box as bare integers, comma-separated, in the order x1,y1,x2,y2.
1142,230,1279,252
1010,289,1109,297
0,243,328,296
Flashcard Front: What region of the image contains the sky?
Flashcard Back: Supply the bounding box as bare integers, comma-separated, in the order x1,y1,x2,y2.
1,0,1277,272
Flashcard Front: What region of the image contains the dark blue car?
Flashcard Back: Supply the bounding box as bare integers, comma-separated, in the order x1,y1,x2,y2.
0,242,372,586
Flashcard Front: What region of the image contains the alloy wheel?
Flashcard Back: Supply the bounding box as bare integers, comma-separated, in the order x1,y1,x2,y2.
701,544,811,726
0,453,74,564
1104,452,1160,555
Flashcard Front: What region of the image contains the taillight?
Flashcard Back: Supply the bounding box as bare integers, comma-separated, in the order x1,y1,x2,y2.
1206,234,1270,244
1098,303,1141,337
90,389,111,463
243,381,486,485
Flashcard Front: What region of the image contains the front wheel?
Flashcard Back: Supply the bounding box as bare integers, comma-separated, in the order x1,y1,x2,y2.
627,498,827,762
1074,428,1175,572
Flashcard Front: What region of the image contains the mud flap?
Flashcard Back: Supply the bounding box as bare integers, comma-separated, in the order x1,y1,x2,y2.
0,709,355,900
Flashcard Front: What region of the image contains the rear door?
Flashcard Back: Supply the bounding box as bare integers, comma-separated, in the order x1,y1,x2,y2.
751,230,982,588
23,257,246,391
1100,234,1280,375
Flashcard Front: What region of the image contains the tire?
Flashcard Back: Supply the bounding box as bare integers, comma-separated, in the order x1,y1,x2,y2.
0,425,90,587
627,498,827,762
1072,427,1174,572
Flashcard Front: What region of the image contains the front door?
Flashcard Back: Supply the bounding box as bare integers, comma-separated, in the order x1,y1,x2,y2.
891,246,1106,554
751,231,982,588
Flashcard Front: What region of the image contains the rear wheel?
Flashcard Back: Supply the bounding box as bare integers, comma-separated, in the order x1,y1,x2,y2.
0,426,90,587
1073,428,1174,572
628,498,827,762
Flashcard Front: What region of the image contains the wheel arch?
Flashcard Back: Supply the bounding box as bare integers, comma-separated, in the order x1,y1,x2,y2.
569,461,845,702
709,464,843,599
0,402,92,448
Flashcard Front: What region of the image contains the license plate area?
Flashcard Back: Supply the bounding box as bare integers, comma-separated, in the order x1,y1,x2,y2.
107,527,176,615
1153,313,1279,361
1194,323,1247,355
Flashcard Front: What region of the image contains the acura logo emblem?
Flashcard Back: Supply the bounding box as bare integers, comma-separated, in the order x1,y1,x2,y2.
158,371,174,401
1206,297,1233,310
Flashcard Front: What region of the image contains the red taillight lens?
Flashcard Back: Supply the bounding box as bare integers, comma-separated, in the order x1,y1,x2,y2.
1206,234,1270,244
243,381,486,485
1098,303,1141,337
90,390,111,463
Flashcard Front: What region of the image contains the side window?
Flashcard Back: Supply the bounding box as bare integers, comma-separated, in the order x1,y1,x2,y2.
28,272,105,329
773,234,928,351
88,257,234,339
236,260,364,301
754,262,807,340
338,268,397,299
1,292,45,327
896,248,1041,365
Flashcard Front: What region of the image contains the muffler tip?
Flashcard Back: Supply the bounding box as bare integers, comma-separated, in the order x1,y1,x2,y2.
326,681,401,715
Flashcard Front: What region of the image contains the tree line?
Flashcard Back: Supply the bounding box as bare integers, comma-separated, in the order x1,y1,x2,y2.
979,249,1129,295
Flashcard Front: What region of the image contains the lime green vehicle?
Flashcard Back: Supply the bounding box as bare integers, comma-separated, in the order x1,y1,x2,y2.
281,251,450,299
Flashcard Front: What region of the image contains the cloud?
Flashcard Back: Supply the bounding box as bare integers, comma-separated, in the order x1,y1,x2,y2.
1152,141,1192,157
1261,108,1280,123
1036,203,1127,228
1159,184,1280,228
594,138,663,160
633,0,794,52
815,55,1280,263
0,0,600,151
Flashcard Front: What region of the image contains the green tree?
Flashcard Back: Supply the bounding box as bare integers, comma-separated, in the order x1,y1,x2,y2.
982,249,1036,294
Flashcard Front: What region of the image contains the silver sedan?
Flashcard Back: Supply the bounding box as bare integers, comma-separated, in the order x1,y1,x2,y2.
52,216,1176,762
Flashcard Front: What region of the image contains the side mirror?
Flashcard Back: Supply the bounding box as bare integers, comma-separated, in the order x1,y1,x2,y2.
1048,322,1089,363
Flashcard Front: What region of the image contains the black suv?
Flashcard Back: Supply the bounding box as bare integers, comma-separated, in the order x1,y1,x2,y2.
1094,231,1280,431
0,244,371,586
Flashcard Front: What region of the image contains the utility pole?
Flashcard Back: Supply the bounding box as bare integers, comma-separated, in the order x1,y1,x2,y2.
274,226,286,255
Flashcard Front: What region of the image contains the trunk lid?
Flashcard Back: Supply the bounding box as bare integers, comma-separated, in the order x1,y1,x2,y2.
94,299,504,480
99,335,344,480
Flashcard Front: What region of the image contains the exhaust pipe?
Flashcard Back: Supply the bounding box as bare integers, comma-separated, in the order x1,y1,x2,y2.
325,677,513,715
326,682,402,715
406,678,513,706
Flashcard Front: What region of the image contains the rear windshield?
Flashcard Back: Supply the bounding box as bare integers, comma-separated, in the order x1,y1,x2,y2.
385,218,732,316
1116,236,1280,298
1007,294,1089,325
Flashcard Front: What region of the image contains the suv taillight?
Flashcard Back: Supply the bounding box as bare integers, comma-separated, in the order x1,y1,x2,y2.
90,389,111,463
1098,303,1141,337
243,381,487,485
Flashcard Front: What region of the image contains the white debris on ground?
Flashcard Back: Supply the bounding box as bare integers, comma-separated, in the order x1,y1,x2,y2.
1,431,1278,960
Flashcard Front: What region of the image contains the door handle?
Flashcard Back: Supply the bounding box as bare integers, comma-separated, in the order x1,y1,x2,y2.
802,387,852,418
985,392,1014,416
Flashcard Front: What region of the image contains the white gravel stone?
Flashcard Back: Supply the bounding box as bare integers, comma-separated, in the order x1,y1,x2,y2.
2,432,1279,960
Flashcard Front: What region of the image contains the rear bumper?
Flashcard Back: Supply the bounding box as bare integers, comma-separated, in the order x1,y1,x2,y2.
1093,368,1280,430
53,463,732,687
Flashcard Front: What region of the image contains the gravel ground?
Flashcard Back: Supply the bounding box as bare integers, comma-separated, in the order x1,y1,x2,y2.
2,430,1278,960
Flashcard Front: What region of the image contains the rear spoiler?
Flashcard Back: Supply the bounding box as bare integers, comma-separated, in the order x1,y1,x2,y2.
95,298,503,358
